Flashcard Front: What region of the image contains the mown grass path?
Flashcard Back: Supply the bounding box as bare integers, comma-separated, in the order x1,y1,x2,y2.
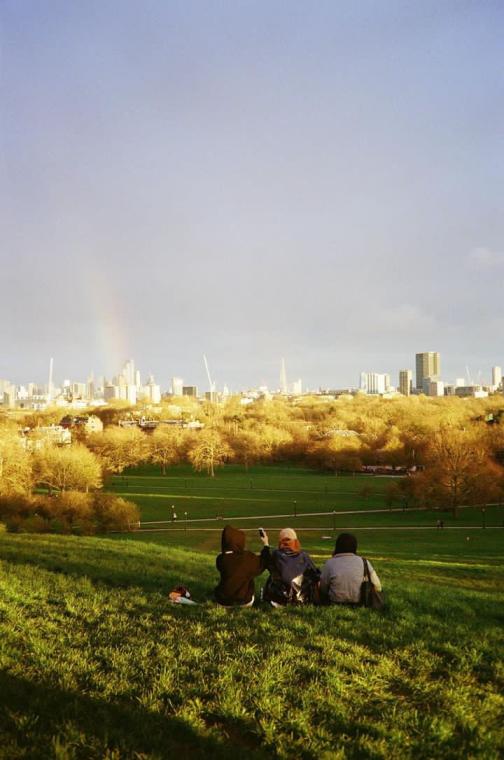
1,530,503,759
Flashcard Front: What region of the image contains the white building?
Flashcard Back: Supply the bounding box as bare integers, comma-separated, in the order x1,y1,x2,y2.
72,382,87,398
492,366,502,390
360,372,391,395
291,379,303,396
121,385,137,404
142,376,161,404
104,378,136,405
424,379,445,397
171,377,183,396
24,425,72,449
104,384,120,402
121,359,136,386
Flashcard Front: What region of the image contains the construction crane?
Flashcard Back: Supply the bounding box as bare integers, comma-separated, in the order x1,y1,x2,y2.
203,354,216,395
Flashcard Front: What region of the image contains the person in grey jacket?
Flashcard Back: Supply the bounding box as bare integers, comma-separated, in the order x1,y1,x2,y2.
320,532,382,605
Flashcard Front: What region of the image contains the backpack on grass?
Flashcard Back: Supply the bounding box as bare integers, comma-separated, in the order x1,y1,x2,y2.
263,566,320,606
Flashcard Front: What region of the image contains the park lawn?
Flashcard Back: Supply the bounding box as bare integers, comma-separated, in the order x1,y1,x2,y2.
105,465,504,533
107,465,401,522
115,464,398,494
125,506,503,536
0,531,503,759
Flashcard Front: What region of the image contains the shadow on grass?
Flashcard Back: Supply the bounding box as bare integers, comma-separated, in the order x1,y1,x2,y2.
0,670,267,759
0,534,215,597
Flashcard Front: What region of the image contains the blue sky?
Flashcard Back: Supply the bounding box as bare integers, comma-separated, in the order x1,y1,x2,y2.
1,1,503,391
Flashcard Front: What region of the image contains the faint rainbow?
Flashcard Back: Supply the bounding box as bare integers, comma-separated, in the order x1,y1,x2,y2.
82,264,130,378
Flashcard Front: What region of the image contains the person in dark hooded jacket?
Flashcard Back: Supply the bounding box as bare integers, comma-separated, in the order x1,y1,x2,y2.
214,525,269,607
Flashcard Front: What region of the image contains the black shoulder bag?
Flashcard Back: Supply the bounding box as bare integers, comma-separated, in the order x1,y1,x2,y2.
360,558,385,610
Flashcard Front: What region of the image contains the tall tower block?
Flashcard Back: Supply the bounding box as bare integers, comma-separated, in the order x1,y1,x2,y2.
415,352,440,390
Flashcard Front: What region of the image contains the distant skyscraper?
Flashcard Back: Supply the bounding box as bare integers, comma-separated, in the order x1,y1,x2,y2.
171,377,183,396
86,373,95,400
492,366,502,388
416,352,440,390
399,370,412,396
182,385,198,397
143,375,161,404
121,359,136,386
104,384,119,402
72,382,86,398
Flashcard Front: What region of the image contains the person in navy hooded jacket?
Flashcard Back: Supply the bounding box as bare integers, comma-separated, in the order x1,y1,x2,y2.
263,528,320,606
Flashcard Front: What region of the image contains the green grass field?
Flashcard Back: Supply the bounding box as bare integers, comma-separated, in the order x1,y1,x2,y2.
108,465,394,522
1,465,503,758
107,464,502,530
1,530,503,759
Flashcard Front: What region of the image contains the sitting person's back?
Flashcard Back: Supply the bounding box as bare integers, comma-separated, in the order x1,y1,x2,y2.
263,528,319,606
320,532,382,605
214,525,268,607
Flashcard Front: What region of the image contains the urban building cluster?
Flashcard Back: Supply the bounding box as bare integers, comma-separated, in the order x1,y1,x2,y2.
360,352,502,399
0,353,502,411
0,359,162,411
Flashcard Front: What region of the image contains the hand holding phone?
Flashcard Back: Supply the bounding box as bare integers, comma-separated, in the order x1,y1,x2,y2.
258,527,268,545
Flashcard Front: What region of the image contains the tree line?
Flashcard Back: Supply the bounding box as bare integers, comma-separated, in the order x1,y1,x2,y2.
1,394,504,522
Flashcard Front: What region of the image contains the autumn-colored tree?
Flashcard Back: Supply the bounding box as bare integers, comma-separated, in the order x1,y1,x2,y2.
87,426,149,475
411,426,503,516
228,428,264,470
221,397,246,436
150,426,184,475
188,430,231,477
308,434,363,473
375,426,407,468
0,426,33,495
255,424,293,461
33,444,102,493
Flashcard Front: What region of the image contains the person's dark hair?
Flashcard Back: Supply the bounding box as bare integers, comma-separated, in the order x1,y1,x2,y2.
334,532,358,555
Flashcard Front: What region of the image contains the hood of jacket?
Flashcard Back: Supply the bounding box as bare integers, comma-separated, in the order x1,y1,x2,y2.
221,525,245,553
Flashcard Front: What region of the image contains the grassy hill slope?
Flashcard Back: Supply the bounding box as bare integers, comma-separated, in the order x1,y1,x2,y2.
1,532,503,759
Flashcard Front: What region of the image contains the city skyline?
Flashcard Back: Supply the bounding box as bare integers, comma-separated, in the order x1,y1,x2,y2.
2,346,503,393
1,351,503,399
1,3,503,389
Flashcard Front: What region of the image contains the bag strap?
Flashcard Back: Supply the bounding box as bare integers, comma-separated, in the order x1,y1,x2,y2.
362,557,371,581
